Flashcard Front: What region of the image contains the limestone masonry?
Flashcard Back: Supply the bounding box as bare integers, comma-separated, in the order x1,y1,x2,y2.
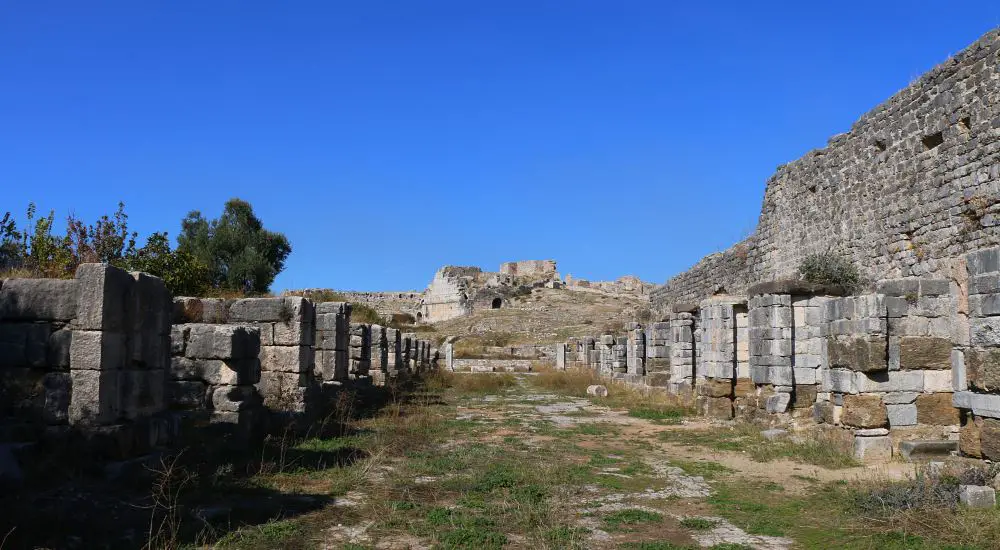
552,28,1000,463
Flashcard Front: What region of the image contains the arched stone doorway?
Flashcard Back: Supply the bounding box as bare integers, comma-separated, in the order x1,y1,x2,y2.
491,297,502,309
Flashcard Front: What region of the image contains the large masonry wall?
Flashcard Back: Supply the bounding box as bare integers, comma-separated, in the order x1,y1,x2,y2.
653,29,1000,313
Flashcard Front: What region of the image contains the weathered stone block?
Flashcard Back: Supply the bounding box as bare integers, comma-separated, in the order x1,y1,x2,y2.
899,337,952,370
168,380,209,409
960,485,997,508
69,330,126,371
853,435,892,462
887,403,918,426
75,263,134,331
982,418,1000,460
119,369,166,419
211,385,261,412
791,384,818,408
766,392,790,413
702,396,733,419
185,325,256,360
915,393,960,425
961,416,983,458
923,369,953,393
972,317,1000,347
855,370,924,393
841,395,888,428
68,369,120,424
814,401,834,423
968,348,1000,392
968,248,1000,276
827,337,886,372
697,379,733,398
259,345,313,373
0,278,78,321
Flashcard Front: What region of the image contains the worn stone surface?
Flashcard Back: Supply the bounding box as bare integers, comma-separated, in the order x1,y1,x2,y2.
959,485,997,508
697,379,733,398
0,278,78,321
961,416,983,458
981,418,1000,460
898,337,953,370
827,338,886,372
887,403,918,427
853,435,892,462
841,395,888,428
968,349,1000,392
916,393,961,425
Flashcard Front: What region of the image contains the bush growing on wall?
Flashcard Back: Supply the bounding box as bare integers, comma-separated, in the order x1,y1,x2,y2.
798,252,863,292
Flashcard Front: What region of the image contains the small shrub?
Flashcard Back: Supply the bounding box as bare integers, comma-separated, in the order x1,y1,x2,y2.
350,303,387,325
798,252,863,292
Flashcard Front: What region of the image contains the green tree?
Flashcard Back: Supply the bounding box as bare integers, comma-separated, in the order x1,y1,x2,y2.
119,232,212,296
177,198,291,293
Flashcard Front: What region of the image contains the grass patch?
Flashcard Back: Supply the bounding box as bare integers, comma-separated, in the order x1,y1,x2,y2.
628,406,687,424
216,518,307,549
679,517,719,530
671,459,733,479
659,424,858,469
602,508,663,530
424,370,518,394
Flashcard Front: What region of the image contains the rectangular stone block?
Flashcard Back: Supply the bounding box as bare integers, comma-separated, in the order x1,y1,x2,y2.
0,278,78,321
967,348,1000,392
970,294,1000,317
119,369,166,419
972,318,1000,347
273,321,313,346
168,379,209,409
793,367,818,385
887,403,918,426
970,274,1000,296
185,325,256,360
68,369,120,424
74,263,134,331
211,385,261,412
924,369,953,392
260,345,314,374
968,248,1000,276
899,337,952,370
69,330,127,371
827,337,887,372
854,370,924,393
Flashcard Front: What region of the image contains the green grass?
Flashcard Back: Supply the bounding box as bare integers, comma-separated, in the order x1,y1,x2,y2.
670,459,733,479
680,517,719,530
603,509,664,530
628,406,687,424
216,519,307,549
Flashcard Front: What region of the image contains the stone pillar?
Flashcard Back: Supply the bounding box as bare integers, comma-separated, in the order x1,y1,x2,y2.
69,264,132,424
445,342,455,371
315,302,350,383
582,337,595,369
385,328,402,377
626,323,645,377
556,342,566,370
697,297,744,420
645,322,670,386
668,312,696,392
348,323,371,379
748,293,793,413
369,324,387,385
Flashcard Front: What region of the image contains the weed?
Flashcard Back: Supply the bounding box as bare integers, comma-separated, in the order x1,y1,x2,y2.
680,517,719,530
798,252,863,293
628,406,687,423
602,509,663,530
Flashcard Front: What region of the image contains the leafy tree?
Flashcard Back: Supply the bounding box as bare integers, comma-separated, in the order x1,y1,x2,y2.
177,198,291,293
119,232,212,296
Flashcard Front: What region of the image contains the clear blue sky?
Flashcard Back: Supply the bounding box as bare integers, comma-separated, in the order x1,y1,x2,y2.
2,2,999,291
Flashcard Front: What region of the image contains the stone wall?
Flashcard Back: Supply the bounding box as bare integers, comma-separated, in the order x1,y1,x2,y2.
1,264,174,458
653,29,1000,314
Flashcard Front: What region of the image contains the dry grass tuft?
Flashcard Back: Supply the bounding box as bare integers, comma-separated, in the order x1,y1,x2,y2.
423,370,518,394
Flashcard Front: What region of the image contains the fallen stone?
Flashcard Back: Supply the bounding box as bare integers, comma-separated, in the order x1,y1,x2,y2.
853,435,893,462
898,440,959,461
587,385,608,397
959,485,996,508
765,393,790,413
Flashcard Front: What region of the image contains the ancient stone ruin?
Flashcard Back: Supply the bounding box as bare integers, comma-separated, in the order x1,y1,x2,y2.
0,264,439,468
548,29,1000,462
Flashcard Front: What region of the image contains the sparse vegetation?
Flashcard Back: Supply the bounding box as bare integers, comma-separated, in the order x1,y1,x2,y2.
798,252,863,293
659,423,857,469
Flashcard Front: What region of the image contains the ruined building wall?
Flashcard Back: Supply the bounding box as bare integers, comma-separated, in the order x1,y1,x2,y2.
653,29,1000,313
